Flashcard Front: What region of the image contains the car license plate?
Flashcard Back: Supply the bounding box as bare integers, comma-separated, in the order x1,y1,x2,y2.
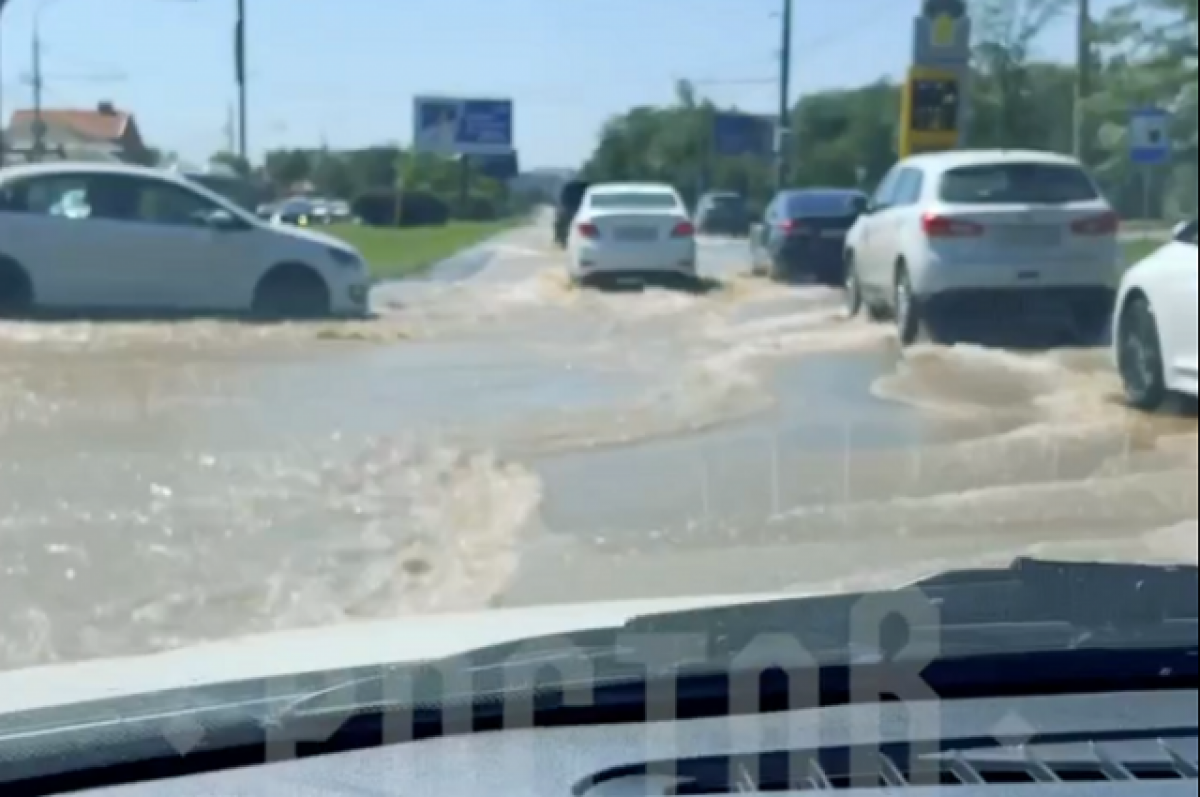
615,227,655,242
997,226,1060,247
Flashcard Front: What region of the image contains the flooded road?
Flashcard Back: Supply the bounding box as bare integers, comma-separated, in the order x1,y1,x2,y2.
1,220,1195,670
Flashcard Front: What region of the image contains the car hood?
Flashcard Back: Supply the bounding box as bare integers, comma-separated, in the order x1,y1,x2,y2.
0,588,841,717
269,222,355,252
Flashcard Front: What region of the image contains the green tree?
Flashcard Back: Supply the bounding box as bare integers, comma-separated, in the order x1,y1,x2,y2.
209,151,251,177
580,1,1195,220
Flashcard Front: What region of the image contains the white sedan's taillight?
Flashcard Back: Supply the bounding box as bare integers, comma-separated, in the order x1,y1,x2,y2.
1071,211,1120,236
671,221,695,237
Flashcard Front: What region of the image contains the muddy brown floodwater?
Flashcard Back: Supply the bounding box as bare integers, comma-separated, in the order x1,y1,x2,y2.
1,223,1195,671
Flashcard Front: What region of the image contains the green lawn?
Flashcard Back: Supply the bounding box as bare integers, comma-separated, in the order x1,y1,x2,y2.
326,220,518,280
1122,238,1164,267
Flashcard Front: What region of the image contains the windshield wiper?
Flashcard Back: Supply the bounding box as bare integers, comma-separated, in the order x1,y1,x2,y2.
621,558,1197,658
265,558,1196,723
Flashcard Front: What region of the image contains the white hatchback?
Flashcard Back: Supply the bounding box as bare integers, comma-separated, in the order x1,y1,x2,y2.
1113,220,1197,410
567,182,697,286
843,150,1122,345
0,162,371,318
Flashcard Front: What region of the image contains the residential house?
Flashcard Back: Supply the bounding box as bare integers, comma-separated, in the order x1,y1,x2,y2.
3,101,152,165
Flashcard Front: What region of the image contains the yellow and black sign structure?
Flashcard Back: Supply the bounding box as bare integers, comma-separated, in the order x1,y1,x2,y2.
900,0,971,158
899,66,962,158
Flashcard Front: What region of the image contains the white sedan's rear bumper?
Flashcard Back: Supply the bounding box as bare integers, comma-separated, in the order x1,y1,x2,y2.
571,240,697,277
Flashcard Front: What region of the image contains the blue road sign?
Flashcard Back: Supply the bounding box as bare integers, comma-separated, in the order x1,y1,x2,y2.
1129,107,1171,165
413,96,513,157
712,112,774,158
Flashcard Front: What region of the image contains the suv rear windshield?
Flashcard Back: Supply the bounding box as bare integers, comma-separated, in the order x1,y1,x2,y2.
589,192,678,209
939,162,1100,204
1178,221,1197,245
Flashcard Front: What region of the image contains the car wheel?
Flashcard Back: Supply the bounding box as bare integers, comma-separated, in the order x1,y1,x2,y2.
894,269,930,346
252,265,331,319
865,301,890,323
843,258,863,317
768,254,790,283
0,259,34,317
1117,296,1168,411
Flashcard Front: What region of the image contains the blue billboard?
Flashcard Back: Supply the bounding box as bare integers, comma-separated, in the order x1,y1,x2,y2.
413,96,513,156
713,112,774,158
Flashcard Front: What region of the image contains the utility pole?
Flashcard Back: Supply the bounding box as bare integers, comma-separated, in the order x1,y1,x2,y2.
1073,0,1091,164
234,0,247,161
0,0,10,160
223,102,235,153
31,25,44,158
775,0,792,189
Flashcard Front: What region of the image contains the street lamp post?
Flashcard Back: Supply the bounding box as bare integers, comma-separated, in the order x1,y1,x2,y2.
776,0,792,190
235,0,246,160
0,0,10,160
30,0,72,159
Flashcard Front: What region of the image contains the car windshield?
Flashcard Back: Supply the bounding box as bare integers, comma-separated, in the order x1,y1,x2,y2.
939,162,1101,204
588,190,678,209
0,0,1194,776
1178,220,1197,245
704,194,743,207
786,190,864,217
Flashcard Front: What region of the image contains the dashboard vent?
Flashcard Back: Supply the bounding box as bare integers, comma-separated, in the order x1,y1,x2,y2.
578,735,1197,793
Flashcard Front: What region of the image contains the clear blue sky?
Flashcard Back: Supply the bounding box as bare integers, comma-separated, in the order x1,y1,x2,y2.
1,0,1106,168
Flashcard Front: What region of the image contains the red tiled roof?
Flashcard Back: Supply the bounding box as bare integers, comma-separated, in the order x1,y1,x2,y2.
8,108,130,141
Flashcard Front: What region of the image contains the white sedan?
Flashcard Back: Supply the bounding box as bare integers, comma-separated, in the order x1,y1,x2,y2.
0,162,371,318
1113,219,1197,410
567,182,697,286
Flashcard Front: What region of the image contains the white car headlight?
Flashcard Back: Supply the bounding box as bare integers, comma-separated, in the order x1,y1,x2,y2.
327,246,363,269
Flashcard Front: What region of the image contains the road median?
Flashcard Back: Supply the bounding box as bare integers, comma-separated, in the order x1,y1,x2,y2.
327,219,520,281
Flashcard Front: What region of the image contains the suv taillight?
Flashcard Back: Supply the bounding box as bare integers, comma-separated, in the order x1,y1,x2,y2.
922,213,983,237
1071,211,1119,235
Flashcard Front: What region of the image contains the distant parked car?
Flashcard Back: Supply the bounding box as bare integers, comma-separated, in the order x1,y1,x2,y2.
0,162,370,318
271,198,322,226
751,188,867,285
1112,218,1197,410
694,191,750,236
554,179,589,247
327,199,354,223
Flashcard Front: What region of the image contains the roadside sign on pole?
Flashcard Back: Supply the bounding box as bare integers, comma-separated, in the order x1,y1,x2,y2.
712,112,773,158
1129,107,1171,165
412,96,513,157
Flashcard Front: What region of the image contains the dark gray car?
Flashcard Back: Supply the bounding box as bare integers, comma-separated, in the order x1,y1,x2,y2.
751,188,867,284
694,191,750,236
